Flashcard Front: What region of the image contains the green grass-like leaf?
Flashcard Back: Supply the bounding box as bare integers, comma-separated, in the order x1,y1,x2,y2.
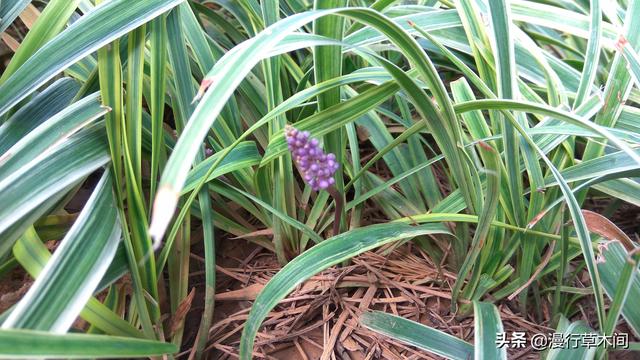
360,311,474,360
0,329,177,359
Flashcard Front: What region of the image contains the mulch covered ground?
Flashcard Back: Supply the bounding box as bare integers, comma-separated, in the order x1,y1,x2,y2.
181,239,554,360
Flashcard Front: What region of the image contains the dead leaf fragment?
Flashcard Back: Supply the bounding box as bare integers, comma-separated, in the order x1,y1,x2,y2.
168,288,196,337
582,210,635,251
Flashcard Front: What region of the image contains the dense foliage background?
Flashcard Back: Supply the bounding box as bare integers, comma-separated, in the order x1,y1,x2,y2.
1,0,640,359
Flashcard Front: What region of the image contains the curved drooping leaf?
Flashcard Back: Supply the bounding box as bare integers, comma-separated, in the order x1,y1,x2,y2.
238,223,451,358
360,311,474,360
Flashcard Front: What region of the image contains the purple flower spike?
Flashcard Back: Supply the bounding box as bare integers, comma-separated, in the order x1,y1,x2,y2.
286,125,339,191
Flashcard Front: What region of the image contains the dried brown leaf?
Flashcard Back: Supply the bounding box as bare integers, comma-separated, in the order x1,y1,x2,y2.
168,288,196,338
582,210,635,251
215,283,264,301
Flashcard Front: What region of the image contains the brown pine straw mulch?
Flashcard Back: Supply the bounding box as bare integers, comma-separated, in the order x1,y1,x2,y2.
183,240,557,360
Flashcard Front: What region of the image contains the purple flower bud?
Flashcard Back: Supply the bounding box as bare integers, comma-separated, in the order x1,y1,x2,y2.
285,125,340,192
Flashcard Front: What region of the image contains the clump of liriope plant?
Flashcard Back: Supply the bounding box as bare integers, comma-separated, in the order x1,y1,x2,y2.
285,125,343,236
